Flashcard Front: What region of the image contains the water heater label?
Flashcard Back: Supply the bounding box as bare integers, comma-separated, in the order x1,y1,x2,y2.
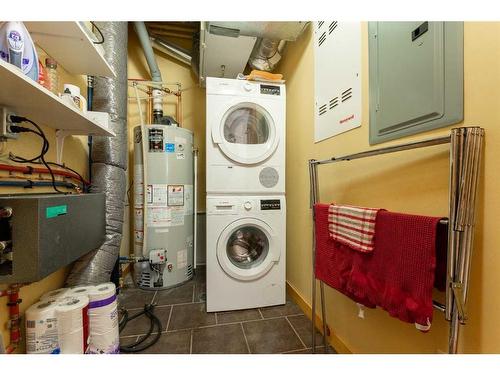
167,185,184,206
147,184,169,206
184,185,194,214
148,128,164,152
165,143,175,153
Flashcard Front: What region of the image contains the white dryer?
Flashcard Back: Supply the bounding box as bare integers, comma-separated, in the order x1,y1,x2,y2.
206,195,286,312
206,77,286,194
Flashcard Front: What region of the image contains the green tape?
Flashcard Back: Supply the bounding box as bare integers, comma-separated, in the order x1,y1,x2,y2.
46,205,67,218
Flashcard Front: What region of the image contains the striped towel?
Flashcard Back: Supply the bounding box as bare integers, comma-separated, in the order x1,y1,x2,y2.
328,204,383,253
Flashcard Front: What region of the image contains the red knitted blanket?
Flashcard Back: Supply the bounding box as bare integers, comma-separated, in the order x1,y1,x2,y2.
315,203,447,331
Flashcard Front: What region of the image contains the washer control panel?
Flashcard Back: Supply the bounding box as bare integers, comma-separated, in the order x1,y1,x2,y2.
207,197,284,214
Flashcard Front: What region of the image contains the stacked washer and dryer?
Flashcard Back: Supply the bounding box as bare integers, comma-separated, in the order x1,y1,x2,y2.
206,77,286,312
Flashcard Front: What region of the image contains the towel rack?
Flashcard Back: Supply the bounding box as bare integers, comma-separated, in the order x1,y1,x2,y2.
308,127,484,354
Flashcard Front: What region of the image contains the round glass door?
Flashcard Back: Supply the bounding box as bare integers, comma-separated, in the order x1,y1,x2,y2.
215,102,278,165
223,106,270,145
217,218,278,281
226,226,269,270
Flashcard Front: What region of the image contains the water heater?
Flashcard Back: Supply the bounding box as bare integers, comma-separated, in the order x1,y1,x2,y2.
133,124,194,290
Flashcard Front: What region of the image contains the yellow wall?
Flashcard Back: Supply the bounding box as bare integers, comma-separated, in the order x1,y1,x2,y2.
280,22,500,353
0,48,89,352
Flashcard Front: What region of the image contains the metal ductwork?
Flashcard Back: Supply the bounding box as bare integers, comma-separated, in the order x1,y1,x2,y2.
66,22,128,286
151,36,192,66
248,38,287,72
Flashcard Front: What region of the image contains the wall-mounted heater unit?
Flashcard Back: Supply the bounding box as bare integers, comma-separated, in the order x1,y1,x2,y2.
313,21,362,142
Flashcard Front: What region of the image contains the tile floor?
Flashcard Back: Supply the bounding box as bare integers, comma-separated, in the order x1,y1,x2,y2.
118,266,335,354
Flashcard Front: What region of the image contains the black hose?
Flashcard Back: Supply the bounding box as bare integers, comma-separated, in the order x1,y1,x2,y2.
119,304,162,353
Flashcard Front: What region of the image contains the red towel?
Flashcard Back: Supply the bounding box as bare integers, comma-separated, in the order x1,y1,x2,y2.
328,203,383,253
315,203,446,330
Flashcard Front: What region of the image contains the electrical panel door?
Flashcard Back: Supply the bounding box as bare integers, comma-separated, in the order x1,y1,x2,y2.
368,22,463,144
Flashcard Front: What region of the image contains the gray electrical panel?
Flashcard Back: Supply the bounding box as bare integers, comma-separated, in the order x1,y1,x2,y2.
0,193,105,283
368,22,463,144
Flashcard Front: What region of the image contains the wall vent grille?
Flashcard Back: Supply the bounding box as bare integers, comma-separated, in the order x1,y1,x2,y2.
329,21,338,34
341,88,353,102
319,103,327,116
318,32,327,47
329,97,339,109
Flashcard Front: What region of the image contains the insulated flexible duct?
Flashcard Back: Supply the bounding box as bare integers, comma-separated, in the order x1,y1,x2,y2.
66,22,128,286
248,38,286,72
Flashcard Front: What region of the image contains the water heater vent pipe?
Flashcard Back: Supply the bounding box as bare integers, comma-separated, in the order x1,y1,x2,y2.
133,22,163,122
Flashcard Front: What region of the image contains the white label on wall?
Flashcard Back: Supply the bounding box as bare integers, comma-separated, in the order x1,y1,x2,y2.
177,249,188,269
314,21,362,142
167,185,184,206
176,152,185,160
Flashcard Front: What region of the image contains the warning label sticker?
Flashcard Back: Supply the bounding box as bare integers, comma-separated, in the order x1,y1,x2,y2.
147,184,169,206
167,185,184,206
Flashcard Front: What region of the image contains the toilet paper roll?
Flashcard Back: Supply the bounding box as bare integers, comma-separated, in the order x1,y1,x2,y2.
25,300,60,354
87,283,120,354
56,296,89,354
68,285,97,298
40,287,70,302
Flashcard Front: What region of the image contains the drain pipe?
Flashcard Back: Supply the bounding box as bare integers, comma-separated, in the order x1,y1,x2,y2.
133,22,163,123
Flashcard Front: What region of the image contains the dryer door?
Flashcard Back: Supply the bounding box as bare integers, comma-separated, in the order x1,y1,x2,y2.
212,102,279,165
216,218,280,281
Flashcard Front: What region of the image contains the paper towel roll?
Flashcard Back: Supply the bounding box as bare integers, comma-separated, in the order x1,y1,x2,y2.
40,288,70,302
87,282,120,354
25,300,60,354
56,296,89,354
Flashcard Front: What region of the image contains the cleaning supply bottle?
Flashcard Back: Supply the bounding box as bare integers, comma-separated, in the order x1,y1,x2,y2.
0,21,39,82
45,58,58,94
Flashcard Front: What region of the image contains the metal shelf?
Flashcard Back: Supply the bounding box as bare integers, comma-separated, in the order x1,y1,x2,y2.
24,21,116,78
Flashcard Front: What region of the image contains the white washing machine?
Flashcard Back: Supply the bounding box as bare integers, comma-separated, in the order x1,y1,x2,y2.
206,195,286,312
206,77,286,195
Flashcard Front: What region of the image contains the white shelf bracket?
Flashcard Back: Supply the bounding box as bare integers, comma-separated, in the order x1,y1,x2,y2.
56,129,82,164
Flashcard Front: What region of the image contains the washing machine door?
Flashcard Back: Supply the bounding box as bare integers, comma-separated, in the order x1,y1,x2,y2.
212,101,279,165
217,218,280,281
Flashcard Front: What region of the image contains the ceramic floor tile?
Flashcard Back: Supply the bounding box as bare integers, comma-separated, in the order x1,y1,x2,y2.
259,299,303,318
242,318,304,354
192,324,249,354
168,303,215,331
118,287,156,310
216,309,262,324
127,331,192,354
287,314,323,348
154,281,194,306
119,305,172,337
